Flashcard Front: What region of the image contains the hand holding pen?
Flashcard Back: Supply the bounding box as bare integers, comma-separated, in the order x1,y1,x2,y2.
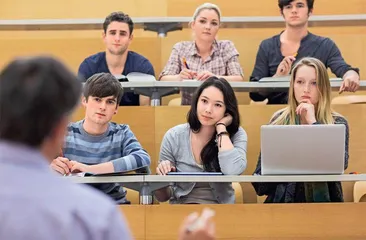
275,53,297,77
179,57,197,80
50,149,72,176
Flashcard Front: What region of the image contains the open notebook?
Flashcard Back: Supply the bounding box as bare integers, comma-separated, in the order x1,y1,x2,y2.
114,72,156,82
66,166,150,177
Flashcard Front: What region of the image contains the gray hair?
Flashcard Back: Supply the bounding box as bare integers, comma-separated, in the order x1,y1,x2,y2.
192,3,221,22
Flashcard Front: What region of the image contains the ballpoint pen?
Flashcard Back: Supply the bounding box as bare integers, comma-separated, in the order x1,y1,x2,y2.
182,57,190,69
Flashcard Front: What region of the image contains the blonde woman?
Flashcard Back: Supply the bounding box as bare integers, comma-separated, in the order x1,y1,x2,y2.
252,57,349,203
159,3,244,105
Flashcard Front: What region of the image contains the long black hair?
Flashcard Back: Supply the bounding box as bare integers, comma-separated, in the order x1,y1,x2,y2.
187,76,240,172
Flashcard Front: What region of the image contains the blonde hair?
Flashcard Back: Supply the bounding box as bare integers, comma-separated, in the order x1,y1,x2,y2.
191,3,221,23
271,57,338,125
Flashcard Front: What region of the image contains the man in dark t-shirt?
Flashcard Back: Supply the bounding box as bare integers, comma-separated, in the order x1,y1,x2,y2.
78,11,154,106
250,0,360,104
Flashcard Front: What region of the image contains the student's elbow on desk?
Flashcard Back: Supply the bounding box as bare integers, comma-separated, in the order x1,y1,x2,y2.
135,151,151,167
159,75,180,81
111,153,151,172
219,75,244,82
231,75,244,82
219,157,247,175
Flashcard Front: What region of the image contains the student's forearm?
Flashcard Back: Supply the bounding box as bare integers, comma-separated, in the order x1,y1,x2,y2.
160,75,181,81
88,162,114,174
154,187,172,202
112,153,151,172
217,75,244,82
343,70,359,79
216,125,234,152
217,135,234,152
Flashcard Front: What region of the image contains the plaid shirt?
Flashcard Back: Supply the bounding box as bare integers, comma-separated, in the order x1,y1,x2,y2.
159,40,243,105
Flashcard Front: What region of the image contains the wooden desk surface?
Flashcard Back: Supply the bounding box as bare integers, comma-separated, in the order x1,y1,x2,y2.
120,203,366,240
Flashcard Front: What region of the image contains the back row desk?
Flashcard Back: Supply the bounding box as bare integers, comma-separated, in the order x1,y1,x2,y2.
120,80,366,106
70,174,366,205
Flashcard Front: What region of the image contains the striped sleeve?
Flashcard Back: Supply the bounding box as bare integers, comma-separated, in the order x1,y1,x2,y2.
111,125,151,172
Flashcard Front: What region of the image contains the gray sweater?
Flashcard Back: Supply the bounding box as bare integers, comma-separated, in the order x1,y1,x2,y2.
159,123,248,204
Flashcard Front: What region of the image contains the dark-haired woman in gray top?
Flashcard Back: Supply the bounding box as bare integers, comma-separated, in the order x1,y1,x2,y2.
154,77,247,204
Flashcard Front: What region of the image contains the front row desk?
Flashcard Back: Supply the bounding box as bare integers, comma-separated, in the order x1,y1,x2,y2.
71,81,366,239
70,175,366,240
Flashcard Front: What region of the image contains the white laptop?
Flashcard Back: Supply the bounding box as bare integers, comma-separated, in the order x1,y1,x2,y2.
261,124,345,175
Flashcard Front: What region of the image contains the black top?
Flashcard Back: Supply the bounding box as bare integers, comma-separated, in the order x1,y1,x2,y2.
250,32,360,104
252,113,349,203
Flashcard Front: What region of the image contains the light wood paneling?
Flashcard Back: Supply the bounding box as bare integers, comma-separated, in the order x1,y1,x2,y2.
1,0,365,19
0,0,167,19
0,35,162,74
143,203,366,239
118,205,145,240
166,0,366,16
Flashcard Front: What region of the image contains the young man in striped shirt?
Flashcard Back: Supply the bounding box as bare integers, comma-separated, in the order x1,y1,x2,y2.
50,72,151,204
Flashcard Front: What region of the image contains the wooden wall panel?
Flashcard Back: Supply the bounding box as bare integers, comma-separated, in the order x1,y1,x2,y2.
118,205,145,240
1,0,365,19
143,203,366,239
0,35,162,74
0,0,167,19
166,0,366,17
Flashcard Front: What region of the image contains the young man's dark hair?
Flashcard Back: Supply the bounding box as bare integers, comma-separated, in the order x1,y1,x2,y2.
0,56,82,147
83,73,124,106
278,0,314,13
103,11,134,35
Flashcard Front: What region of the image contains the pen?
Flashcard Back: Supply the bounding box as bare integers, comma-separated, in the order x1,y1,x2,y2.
60,149,69,177
182,57,190,70
280,52,298,73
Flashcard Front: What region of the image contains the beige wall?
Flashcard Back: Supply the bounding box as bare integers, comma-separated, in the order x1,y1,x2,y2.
1,0,365,19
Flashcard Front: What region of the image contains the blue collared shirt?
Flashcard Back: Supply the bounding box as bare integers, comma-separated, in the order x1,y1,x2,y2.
0,141,132,240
